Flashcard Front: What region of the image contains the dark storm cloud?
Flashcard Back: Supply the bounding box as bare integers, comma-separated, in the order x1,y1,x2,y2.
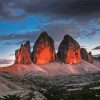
0,32,39,41
0,0,100,20
0,31,40,45
20,0,100,18
0,0,25,20
92,46,100,50
0,0,99,46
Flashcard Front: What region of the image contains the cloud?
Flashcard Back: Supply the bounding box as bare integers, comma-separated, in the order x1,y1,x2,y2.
15,0,100,20
40,21,80,42
0,0,99,41
0,31,40,45
0,59,14,64
0,32,38,40
0,22,97,47
92,46,100,50
0,19,81,46
86,32,97,39
80,32,97,39
9,54,14,56
0,0,26,20
1,0,100,20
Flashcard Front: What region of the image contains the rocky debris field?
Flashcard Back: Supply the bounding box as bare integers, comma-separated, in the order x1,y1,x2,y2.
1,72,100,100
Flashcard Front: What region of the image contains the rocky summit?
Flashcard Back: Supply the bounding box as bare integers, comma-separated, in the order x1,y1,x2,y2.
31,31,56,64
15,41,32,65
57,34,81,64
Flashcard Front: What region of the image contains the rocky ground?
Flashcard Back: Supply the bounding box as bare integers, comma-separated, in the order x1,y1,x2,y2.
0,73,47,100
1,71,100,100
1,60,100,76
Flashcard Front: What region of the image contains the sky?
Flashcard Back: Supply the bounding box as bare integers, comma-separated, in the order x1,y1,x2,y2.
0,0,100,67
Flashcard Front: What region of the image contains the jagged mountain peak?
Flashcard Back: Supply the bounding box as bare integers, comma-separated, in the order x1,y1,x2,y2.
57,34,81,64
64,34,73,39
62,34,80,49
15,40,32,65
31,31,56,64
39,31,48,37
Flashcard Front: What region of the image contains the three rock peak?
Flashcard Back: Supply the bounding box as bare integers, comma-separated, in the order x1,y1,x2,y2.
15,31,93,65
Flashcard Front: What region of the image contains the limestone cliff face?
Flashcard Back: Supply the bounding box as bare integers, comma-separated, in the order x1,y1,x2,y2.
80,48,88,61
15,41,32,65
31,31,56,64
57,34,81,64
80,48,93,63
88,52,93,63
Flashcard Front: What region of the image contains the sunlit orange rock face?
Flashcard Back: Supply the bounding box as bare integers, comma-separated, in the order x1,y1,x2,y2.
15,41,32,65
57,34,81,64
31,31,55,64
66,48,81,64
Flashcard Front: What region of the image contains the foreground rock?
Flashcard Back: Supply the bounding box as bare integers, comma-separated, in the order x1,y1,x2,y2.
0,73,47,100
57,34,81,64
15,41,32,65
31,31,56,64
1,71,100,100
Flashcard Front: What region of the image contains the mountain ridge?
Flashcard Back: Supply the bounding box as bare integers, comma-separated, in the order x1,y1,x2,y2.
0,31,98,76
